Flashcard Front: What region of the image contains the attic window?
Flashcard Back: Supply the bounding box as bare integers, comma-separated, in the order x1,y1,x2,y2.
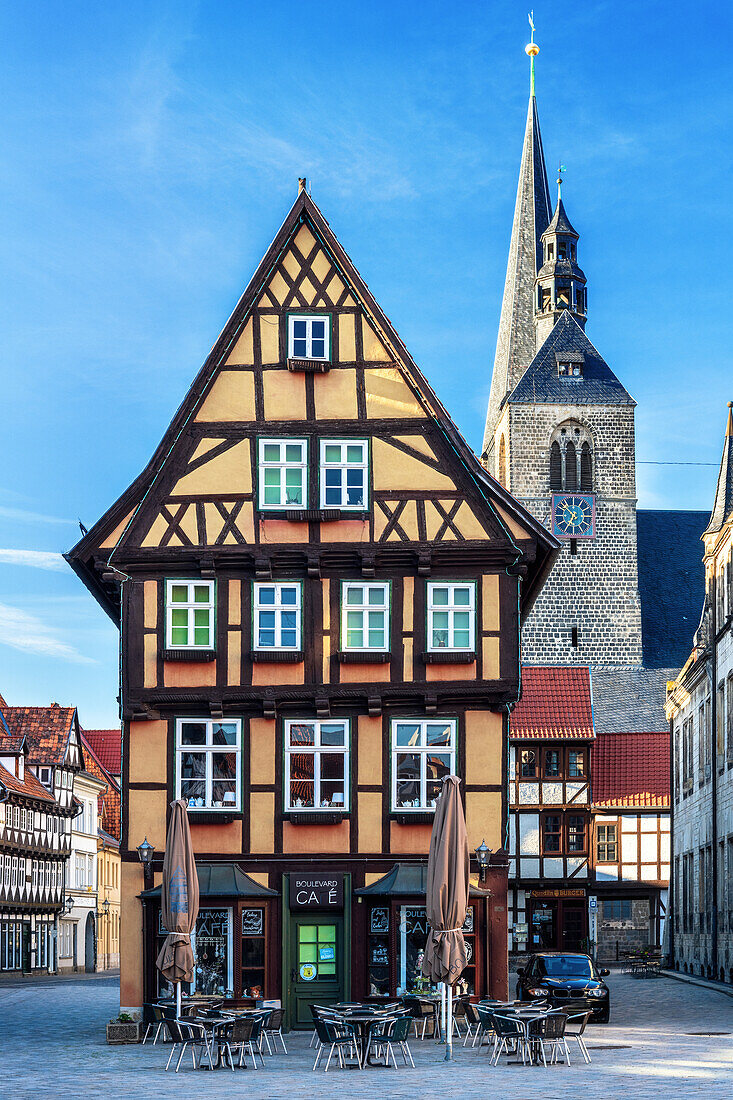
557,360,583,377
288,314,330,362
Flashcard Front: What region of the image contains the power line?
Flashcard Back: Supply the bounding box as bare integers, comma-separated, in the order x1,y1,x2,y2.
636,460,717,467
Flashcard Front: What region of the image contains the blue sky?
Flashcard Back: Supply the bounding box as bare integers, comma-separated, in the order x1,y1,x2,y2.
1,0,731,726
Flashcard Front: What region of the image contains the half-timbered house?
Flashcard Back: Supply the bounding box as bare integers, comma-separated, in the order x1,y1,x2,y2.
67,184,558,1021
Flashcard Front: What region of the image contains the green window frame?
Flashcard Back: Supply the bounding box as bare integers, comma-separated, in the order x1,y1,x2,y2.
253,582,302,651
258,438,308,510
391,718,456,812
175,718,242,812
165,580,215,650
426,581,476,652
340,581,390,651
284,719,350,812
287,313,331,361
319,439,369,510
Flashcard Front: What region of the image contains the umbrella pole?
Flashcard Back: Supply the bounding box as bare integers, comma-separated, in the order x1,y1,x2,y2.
440,981,446,1042
176,982,181,1018
444,983,453,1061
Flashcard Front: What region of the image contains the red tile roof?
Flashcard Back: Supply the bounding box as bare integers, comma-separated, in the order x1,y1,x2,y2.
81,733,121,840
0,760,55,802
82,729,121,776
0,703,76,765
592,731,670,808
511,666,594,740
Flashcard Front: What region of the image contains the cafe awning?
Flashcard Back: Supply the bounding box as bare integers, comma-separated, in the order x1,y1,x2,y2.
356,862,484,897
140,862,278,899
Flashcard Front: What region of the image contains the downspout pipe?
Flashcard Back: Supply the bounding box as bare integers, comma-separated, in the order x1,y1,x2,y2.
711,570,719,975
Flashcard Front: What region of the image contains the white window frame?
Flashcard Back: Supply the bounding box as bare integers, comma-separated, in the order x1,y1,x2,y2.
426,582,476,652
390,718,457,813
319,439,369,510
258,438,308,510
175,718,243,813
284,719,350,812
253,582,302,651
165,579,215,651
287,313,330,361
340,581,390,652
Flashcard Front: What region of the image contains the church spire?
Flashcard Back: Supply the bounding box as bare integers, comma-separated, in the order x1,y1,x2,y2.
482,23,552,462
534,178,588,350
705,402,733,536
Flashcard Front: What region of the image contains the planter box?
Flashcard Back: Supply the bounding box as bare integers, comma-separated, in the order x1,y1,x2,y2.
106,1021,142,1045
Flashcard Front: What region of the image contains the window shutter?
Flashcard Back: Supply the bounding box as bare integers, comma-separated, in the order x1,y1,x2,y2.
549,441,562,490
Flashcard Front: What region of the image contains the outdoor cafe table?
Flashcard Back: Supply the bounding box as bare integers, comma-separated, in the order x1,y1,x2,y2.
492,1006,555,1067
332,1011,400,1068
190,1010,268,1069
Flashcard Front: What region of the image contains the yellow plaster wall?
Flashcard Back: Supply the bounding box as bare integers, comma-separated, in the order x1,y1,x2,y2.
143,635,157,688
190,821,243,854
358,792,382,852
229,580,241,625
403,637,413,680
357,716,382,785
163,661,217,688
372,439,455,491
393,435,436,460
314,369,358,419
319,519,370,543
364,368,425,419
426,661,476,682
171,441,252,496
250,719,276,785
143,581,157,629
120,862,145,1010
252,661,304,686
259,316,280,365
338,314,356,361
482,636,500,679
282,821,349,854
390,822,432,855
482,575,500,632
373,499,420,541
340,662,390,684
100,509,136,550
141,514,169,549
128,720,167,784
464,711,502,786
225,318,255,365
128,788,167,850
294,224,316,255
250,793,274,852
246,871,271,888
195,371,256,422
204,501,255,545
259,518,308,544
465,791,502,850
361,317,392,362
455,502,490,541
494,504,531,542
263,370,306,420
227,632,241,686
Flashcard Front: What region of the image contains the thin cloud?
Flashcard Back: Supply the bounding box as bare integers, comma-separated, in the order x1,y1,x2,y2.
0,550,68,572
0,505,74,526
0,603,95,665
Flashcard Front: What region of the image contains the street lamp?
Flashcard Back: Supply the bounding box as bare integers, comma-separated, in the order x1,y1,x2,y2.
137,837,155,884
99,897,110,916
475,839,492,886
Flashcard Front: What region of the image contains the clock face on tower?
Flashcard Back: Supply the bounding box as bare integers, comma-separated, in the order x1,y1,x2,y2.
551,493,596,539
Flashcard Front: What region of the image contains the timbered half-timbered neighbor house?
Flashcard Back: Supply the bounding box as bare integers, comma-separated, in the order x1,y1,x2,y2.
507,666,594,954
0,703,73,973
66,184,558,1022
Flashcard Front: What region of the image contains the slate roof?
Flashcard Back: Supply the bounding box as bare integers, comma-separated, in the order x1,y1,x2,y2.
590,666,674,735
705,404,733,536
356,862,484,897
82,729,121,777
543,197,578,238
81,733,121,840
511,666,594,740
592,731,669,808
0,704,77,765
0,760,55,803
509,312,635,406
637,510,708,669
140,863,278,899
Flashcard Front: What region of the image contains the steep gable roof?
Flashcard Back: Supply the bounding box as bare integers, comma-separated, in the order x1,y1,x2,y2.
82,729,121,777
81,732,121,840
67,187,559,621
0,703,77,766
591,667,672,735
509,311,635,406
705,403,733,536
510,665,594,740
592,731,669,809
0,761,56,803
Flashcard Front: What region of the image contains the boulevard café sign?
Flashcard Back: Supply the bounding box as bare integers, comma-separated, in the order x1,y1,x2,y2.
291,872,344,909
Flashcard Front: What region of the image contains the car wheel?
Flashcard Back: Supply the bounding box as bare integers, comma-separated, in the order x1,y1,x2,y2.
596,1008,610,1023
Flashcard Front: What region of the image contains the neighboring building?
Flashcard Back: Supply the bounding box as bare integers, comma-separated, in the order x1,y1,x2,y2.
82,731,122,970
0,721,67,973
67,182,558,1020
0,701,84,971
667,405,733,983
83,729,122,785
507,666,594,953
63,767,106,973
591,731,670,963
484,42,706,958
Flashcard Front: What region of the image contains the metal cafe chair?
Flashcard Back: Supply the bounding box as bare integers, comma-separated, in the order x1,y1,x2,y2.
489,1013,529,1066
217,1017,265,1071
312,1016,361,1072
262,1007,288,1054
526,1011,571,1067
142,1003,168,1045
564,1010,593,1064
163,1019,212,1072
370,1014,415,1068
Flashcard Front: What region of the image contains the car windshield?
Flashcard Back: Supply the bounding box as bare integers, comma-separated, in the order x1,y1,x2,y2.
540,956,593,979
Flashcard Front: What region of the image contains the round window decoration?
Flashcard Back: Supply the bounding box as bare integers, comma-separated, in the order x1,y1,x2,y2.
300,963,317,981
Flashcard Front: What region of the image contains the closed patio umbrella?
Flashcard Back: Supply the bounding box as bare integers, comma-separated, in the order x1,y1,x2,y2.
421,775,470,1060
156,798,199,1016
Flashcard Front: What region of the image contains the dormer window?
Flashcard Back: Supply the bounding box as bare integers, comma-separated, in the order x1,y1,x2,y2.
558,241,568,260
287,314,330,362
547,242,554,261
557,360,582,377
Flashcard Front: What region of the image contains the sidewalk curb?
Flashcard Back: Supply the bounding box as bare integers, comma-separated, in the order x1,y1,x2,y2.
659,968,733,999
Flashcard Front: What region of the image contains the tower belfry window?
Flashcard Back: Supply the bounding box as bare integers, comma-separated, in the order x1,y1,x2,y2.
549,421,594,492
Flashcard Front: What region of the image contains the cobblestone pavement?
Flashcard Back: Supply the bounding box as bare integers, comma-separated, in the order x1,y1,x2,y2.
2,972,732,1100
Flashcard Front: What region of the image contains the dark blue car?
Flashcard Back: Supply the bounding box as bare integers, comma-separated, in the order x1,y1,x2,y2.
516,952,611,1022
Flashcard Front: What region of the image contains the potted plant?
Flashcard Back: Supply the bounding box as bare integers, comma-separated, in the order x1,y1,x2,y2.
106,1012,142,1044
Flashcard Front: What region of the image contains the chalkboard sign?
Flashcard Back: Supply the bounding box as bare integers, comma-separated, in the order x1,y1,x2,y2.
242,909,264,936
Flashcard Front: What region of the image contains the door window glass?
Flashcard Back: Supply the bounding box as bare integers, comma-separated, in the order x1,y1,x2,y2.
297,923,336,980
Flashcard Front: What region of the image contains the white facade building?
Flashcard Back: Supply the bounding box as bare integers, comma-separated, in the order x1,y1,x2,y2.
58,769,105,973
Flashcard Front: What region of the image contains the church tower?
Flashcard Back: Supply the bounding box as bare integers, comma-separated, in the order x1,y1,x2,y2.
485,44,643,666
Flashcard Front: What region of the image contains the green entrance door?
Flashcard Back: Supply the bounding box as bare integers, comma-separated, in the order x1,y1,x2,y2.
289,915,344,1028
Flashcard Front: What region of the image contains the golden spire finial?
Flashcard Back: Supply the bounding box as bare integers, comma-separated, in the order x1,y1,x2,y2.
525,12,539,97
726,401,733,437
